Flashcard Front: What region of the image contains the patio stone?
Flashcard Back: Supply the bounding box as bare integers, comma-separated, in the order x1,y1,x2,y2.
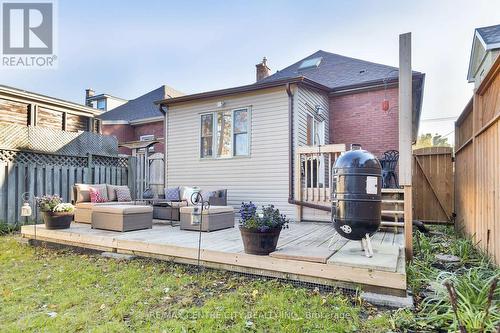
101,252,136,261
327,242,400,272
361,291,414,309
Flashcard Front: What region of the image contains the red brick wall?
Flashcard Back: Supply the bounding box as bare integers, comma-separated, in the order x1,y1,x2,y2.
102,121,164,155
133,121,164,153
101,123,135,155
329,87,399,158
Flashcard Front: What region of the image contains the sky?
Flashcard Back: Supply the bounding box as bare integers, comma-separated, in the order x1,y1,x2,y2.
1,0,499,132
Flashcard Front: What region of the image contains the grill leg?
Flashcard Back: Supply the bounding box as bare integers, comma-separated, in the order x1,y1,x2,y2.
362,233,374,258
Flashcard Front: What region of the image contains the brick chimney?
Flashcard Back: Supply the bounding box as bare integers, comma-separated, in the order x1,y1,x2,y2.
85,88,95,106
256,57,270,82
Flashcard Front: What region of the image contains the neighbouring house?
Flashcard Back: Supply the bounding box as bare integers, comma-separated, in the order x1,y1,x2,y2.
0,84,102,133
156,50,425,220
0,84,135,224
95,85,184,155
85,88,128,111
0,84,118,155
467,23,500,88
456,24,500,264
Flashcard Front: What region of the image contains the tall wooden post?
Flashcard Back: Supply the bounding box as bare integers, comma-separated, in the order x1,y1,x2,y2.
399,33,413,260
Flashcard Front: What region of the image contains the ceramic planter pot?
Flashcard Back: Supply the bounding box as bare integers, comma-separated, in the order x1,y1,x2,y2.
42,211,73,229
239,227,281,255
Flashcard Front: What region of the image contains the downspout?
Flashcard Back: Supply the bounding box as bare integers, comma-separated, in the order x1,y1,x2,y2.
286,83,331,212
159,104,168,189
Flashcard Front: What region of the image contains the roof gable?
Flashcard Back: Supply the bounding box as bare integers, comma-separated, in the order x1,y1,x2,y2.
99,85,184,122
260,50,404,90
476,24,500,49
467,24,500,82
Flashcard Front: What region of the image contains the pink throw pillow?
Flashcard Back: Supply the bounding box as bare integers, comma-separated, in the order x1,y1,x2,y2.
89,187,107,203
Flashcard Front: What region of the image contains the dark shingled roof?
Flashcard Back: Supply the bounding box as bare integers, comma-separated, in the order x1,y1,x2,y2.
477,24,500,47
98,85,183,122
259,50,422,90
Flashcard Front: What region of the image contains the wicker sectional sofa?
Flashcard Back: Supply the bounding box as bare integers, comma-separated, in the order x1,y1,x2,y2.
154,187,228,221
73,184,134,224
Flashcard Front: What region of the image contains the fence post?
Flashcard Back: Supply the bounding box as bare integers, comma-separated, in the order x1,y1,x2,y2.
85,153,93,184
87,153,92,168
127,156,137,199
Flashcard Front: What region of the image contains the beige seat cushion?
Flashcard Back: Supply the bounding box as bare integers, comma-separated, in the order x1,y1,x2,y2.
180,205,234,215
93,205,153,215
75,201,134,209
74,184,91,203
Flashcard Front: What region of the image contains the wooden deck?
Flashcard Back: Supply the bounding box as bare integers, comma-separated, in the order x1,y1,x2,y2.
21,222,407,295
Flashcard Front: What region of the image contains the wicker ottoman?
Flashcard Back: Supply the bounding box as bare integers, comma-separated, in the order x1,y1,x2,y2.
179,206,234,232
92,205,153,232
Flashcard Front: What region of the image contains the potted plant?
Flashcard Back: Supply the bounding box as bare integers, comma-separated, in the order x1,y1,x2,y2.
239,202,289,255
36,195,74,229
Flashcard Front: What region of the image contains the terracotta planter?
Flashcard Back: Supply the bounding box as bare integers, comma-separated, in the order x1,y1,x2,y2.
42,211,73,229
240,227,281,255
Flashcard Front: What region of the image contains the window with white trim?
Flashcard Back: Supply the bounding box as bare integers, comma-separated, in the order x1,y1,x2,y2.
200,108,250,158
306,114,325,146
140,134,155,152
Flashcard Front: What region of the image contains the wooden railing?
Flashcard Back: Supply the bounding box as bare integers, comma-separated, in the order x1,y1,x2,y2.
294,144,346,208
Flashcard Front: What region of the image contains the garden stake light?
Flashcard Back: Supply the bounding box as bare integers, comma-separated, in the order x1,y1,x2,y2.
190,192,210,276
20,191,35,252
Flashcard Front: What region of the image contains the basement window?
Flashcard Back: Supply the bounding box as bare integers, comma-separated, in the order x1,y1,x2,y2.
298,57,322,70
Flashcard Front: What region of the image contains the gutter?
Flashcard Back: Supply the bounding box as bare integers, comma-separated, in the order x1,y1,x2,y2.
154,76,330,106
129,116,164,125
285,83,331,213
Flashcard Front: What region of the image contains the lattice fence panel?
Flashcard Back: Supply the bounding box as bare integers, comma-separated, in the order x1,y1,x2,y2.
92,155,128,168
0,149,87,167
0,124,118,156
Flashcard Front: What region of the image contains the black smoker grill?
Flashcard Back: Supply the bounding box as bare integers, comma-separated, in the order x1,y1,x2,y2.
331,144,382,257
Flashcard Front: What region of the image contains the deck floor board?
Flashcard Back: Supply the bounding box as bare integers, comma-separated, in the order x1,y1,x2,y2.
21,222,406,294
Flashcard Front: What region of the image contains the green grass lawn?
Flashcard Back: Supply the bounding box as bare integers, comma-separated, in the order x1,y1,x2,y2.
0,236,411,332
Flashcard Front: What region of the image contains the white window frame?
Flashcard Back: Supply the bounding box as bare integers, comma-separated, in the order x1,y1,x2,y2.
306,111,326,186
96,99,106,111
307,111,325,146
199,107,251,159
140,134,155,152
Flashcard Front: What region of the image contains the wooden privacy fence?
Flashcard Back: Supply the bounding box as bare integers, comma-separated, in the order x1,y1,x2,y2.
0,149,136,224
412,147,454,224
455,55,500,265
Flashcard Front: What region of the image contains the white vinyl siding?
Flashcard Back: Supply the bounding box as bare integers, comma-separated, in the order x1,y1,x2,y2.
294,86,330,222
294,85,329,148
166,87,296,219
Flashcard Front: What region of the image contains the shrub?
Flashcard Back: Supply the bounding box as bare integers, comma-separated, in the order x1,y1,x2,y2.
0,221,22,235
35,195,73,213
418,267,500,332
239,202,289,232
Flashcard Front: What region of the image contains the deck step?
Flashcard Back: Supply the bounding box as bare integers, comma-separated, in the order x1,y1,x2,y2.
381,210,404,215
381,199,405,204
380,221,405,227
